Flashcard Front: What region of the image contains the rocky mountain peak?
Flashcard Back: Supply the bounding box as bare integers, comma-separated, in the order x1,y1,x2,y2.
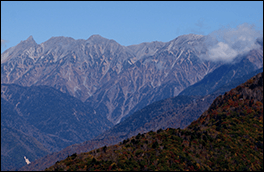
158,34,205,54
1,35,38,64
170,34,204,46
19,35,37,47
88,34,104,40
86,34,116,45
22,35,36,43
25,35,35,42
42,36,75,46
87,34,104,42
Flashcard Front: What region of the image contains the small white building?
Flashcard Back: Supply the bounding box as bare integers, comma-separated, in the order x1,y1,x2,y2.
24,156,31,165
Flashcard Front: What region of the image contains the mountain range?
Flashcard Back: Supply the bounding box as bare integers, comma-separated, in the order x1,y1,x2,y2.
1,34,222,124
1,34,263,171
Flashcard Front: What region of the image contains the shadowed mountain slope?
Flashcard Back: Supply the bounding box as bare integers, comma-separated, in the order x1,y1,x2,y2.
1,98,51,171
179,47,263,96
1,125,51,171
1,84,113,170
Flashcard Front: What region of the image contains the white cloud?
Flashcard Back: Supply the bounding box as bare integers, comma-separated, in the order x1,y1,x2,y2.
198,23,263,62
207,42,238,62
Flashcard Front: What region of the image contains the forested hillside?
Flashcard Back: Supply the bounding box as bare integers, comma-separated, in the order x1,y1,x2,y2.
45,72,263,171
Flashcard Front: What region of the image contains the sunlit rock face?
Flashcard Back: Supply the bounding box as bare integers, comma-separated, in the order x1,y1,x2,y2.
1,34,262,124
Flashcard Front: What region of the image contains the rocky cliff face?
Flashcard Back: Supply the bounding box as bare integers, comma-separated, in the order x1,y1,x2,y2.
1,34,262,125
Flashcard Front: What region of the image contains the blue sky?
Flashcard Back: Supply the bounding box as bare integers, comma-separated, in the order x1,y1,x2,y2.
1,1,263,53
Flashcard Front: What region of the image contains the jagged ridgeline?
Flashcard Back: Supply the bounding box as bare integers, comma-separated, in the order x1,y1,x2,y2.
45,72,263,171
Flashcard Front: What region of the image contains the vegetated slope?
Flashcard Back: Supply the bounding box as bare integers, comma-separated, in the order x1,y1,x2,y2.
1,98,51,171
1,84,113,170
17,95,215,171
1,126,50,171
45,72,263,171
1,84,113,150
18,68,262,171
